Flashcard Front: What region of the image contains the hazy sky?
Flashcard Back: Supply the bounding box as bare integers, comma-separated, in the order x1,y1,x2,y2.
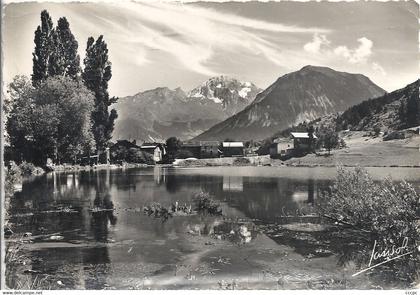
3,1,419,97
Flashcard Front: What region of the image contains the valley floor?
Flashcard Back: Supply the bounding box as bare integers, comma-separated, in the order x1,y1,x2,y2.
279,132,420,168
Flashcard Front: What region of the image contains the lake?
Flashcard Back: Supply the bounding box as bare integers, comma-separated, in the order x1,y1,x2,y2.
6,166,420,289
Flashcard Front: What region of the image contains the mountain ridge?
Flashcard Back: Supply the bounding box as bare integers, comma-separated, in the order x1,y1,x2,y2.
194,65,386,141
112,76,261,142
268,79,419,142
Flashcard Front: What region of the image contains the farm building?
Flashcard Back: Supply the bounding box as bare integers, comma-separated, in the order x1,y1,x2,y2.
291,132,317,153
199,141,220,158
269,132,317,158
221,142,244,157
180,143,201,158
182,141,220,159
140,143,166,163
269,140,293,159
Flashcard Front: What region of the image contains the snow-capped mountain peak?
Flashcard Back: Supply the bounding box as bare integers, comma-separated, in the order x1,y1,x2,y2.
187,76,261,116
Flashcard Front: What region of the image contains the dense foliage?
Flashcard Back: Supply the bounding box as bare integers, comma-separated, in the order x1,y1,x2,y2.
316,126,342,153
32,11,80,85
400,83,420,129
6,76,95,165
8,10,119,166
165,137,183,161
32,10,55,85
49,17,80,79
166,137,182,154
18,161,44,176
194,192,222,215
82,35,118,152
110,146,153,164
318,166,420,247
4,162,22,197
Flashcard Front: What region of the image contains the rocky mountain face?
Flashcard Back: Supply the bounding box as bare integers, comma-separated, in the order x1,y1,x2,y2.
336,79,420,132
194,66,386,141
187,76,260,117
112,77,260,142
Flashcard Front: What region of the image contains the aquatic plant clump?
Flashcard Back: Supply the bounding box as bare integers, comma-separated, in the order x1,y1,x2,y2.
143,202,173,221
194,192,223,215
142,192,222,222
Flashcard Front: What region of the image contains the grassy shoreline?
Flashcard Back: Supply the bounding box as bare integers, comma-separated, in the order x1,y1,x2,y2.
9,132,420,174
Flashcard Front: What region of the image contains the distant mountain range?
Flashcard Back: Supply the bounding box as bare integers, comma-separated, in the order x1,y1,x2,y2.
112,77,261,142
194,66,386,141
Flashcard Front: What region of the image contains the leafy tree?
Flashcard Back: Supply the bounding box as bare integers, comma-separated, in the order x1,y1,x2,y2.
373,125,381,136
32,10,55,86
33,11,81,84
6,76,95,165
34,77,95,163
82,35,118,152
5,162,22,197
166,137,182,154
256,138,273,155
48,17,80,79
5,76,35,162
318,166,420,247
405,90,420,128
307,125,315,153
110,146,153,164
317,127,339,154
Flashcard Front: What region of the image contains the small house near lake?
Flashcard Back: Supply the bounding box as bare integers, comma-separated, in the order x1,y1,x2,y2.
221,142,244,157
140,142,166,163
270,132,317,159
269,140,293,159
291,132,317,153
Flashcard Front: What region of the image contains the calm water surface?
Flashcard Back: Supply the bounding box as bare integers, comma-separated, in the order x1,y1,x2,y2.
7,166,420,289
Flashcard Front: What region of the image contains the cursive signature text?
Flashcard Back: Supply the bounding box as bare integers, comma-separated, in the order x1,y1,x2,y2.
352,237,413,277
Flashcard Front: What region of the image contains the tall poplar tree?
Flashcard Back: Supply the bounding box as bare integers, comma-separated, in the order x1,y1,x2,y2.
82,35,118,152
32,10,55,86
49,17,81,79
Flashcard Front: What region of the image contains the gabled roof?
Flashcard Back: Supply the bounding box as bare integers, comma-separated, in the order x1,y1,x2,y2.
183,141,219,147
141,142,164,149
222,142,244,147
199,141,220,146
291,132,318,139
273,137,292,143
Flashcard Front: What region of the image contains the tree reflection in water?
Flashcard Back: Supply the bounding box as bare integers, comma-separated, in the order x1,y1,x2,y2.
91,192,117,242
84,191,117,289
